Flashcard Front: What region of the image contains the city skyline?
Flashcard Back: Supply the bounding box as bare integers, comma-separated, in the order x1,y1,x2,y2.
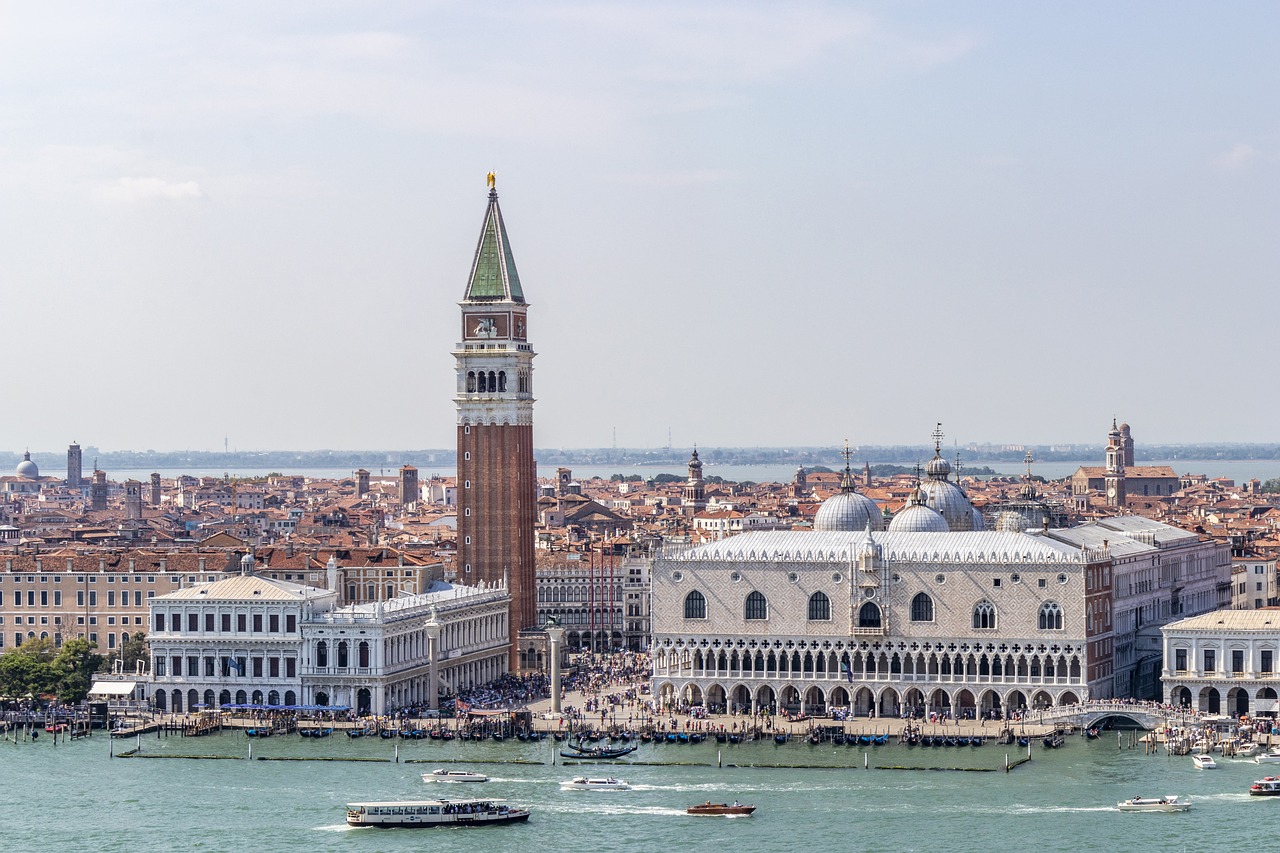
3,2,1276,451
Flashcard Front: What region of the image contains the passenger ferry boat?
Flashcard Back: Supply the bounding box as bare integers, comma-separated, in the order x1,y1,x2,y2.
345,799,529,828
561,776,630,791
1115,795,1191,813
1249,777,1280,797
423,768,489,783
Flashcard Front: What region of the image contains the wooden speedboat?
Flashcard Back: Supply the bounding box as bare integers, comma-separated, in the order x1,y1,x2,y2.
687,801,756,816
423,768,489,783
1249,776,1280,796
346,799,528,828
1116,795,1190,813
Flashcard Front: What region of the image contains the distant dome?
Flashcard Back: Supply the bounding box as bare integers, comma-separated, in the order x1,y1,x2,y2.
917,478,979,532
889,502,949,533
970,506,986,531
995,511,1028,533
15,451,38,479
814,491,884,533
924,454,951,478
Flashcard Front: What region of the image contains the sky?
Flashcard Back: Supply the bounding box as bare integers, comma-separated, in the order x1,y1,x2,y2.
2,1,1277,454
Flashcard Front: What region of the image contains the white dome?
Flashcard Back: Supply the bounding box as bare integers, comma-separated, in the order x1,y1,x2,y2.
917,478,979,532
814,491,884,532
888,502,949,533
16,452,38,479
994,511,1028,533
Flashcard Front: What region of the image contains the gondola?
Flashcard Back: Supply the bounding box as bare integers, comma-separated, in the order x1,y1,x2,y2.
559,743,638,760
727,734,742,745
773,733,789,744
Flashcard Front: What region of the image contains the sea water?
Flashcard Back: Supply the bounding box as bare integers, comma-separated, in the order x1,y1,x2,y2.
0,731,1274,852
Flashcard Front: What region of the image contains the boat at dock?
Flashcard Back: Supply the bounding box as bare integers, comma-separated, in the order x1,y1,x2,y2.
687,801,756,816
1116,795,1190,813
345,799,528,828
423,769,489,783
560,742,637,759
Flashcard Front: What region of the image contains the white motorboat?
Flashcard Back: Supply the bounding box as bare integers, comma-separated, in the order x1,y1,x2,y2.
1234,742,1261,758
561,776,630,791
1249,776,1280,797
423,768,489,783
1254,749,1280,764
1192,753,1217,769
1116,795,1191,813
346,799,529,828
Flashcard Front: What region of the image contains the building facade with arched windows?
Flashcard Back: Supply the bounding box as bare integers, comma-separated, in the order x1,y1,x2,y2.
148,571,510,717
651,529,1119,719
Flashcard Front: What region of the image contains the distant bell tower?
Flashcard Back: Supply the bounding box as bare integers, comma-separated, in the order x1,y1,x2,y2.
399,465,419,508
150,472,162,506
67,443,82,487
1104,418,1126,508
684,449,706,516
124,480,143,520
1119,422,1134,467
454,174,537,668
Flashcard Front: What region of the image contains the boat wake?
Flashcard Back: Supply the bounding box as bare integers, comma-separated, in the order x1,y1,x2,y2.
539,803,686,817
314,824,358,832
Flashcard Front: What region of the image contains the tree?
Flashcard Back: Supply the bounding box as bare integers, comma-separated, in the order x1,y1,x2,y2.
0,637,59,700
1261,478,1280,494
107,632,150,674
52,638,103,704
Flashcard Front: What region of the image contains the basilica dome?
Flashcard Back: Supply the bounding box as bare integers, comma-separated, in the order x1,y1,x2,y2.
15,451,38,479
994,511,1029,533
888,501,949,533
814,466,883,532
918,451,980,532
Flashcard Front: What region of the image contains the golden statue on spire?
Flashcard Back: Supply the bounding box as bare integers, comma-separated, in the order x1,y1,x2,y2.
486,171,496,189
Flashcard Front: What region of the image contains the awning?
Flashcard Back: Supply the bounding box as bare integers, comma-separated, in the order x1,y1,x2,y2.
89,681,138,697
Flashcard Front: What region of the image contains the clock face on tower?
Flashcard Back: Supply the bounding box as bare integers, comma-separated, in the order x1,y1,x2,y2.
1107,486,1117,498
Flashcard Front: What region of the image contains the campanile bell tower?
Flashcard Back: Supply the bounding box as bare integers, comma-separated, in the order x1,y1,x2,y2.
454,175,537,668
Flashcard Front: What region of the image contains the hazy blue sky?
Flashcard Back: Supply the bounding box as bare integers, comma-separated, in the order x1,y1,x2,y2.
2,2,1276,453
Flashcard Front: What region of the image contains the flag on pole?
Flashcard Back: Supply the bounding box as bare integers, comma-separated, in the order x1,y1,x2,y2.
841,660,853,683
226,657,243,674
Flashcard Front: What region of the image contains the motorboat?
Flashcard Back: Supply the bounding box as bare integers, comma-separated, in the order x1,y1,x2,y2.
1192,753,1217,769
1234,742,1261,757
1116,795,1191,813
561,776,630,791
687,801,756,816
423,769,489,783
1249,776,1280,796
346,799,528,828
1255,749,1280,764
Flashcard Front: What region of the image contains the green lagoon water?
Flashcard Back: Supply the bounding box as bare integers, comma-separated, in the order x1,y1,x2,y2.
1,731,1275,852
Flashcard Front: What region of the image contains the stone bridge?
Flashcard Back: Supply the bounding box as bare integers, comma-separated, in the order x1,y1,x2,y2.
1031,702,1182,731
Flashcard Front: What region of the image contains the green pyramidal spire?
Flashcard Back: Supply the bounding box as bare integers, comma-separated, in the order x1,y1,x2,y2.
464,183,525,303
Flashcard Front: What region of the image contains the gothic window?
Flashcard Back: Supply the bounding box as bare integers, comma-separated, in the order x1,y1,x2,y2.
684,590,707,619
857,601,881,628
972,600,997,630
910,592,934,622
477,372,488,393
1038,601,1063,630
498,371,507,392
744,591,768,621
488,371,497,392
466,371,476,392
808,591,831,621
